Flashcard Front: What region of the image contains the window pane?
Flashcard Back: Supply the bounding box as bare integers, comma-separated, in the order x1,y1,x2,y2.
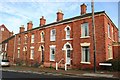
108,24,110,37
18,37,20,44
50,47,55,61
30,49,34,59
81,46,89,62
18,49,20,58
31,34,34,43
81,23,89,37
50,29,56,41
41,32,44,42
67,50,70,57
66,28,70,39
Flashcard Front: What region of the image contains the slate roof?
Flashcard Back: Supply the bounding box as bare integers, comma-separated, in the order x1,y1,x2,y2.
17,11,118,35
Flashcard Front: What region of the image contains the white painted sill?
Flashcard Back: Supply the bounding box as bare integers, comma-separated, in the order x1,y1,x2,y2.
80,62,91,64
50,60,55,62
80,36,90,39
62,38,73,41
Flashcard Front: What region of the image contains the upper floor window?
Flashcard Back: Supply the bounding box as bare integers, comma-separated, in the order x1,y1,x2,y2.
1,28,4,31
41,31,44,42
65,26,71,39
50,29,56,41
25,35,28,44
31,34,34,43
111,27,113,40
81,23,89,37
18,36,21,45
108,24,111,38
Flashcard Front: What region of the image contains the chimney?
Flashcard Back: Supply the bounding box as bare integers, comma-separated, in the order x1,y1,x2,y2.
56,10,64,21
40,16,46,26
10,31,14,36
27,21,33,30
81,3,87,15
20,25,25,33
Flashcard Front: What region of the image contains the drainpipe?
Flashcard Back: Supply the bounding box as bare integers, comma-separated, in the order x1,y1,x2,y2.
13,34,16,65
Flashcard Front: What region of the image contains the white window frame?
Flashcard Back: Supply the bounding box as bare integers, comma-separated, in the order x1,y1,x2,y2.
1,28,4,31
108,45,113,59
108,24,111,38
17,49,20,58
50,29,56,41
65,25,71,40
5,43,7,51
31,34,34,43
24,35,28,44
81,23,89,38
80,43,90,64
30,47,34,59
50,45,56,61
18,37,21,45
41,31,44,42
81,46,90,63
111,27,113,40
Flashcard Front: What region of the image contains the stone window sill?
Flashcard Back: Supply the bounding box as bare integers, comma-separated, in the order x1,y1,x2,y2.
80,62,91,64
80,36,90,39
62,38,73,41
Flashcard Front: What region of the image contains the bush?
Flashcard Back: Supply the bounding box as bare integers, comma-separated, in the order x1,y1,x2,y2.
31,61,40,68
102,58,120,71
15,59,23,66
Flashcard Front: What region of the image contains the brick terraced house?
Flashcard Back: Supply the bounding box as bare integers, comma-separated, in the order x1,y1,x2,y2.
1,4,119,69
0,24,13,60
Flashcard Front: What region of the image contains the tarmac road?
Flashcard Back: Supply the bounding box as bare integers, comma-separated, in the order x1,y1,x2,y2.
1,71,119,80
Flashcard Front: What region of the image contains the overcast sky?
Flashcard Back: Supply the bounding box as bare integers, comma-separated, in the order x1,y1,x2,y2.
0,0,119,34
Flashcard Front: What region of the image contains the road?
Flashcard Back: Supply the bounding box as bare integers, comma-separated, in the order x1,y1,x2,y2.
1,71,119,80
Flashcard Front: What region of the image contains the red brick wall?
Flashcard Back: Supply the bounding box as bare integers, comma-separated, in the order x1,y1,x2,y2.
7,37,14,64
6,13,119,69
0,25,11,43
113,44,120,59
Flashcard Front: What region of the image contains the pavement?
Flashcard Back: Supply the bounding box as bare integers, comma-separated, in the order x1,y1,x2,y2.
1,65,120,79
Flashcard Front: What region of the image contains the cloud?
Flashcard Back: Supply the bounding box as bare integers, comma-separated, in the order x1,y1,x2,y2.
0,1,118,34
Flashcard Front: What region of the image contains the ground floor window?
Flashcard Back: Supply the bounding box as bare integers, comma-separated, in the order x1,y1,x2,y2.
81,46,90,62
17,49,20,58
50,46,55,61
108,45,113,59
30,48,34,59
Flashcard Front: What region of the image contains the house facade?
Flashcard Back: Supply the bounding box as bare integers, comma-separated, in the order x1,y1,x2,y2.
0,24,13,60
2,4,119,69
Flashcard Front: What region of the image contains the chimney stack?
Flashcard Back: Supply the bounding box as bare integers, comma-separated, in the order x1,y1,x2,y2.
81,3,87,15
40,16,46,26
10,31,14,36
20,25,25,33
27,21,33,30
56,10,64,21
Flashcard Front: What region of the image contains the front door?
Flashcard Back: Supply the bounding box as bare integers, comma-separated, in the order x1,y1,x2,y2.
41,46,44,63
66,49,71,64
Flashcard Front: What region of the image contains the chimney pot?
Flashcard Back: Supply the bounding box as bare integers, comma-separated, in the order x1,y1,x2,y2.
56,10,64,21
27,21,33,30
40,16,46,26
10,31,14,36
20,25,25,33
81,3,87,15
